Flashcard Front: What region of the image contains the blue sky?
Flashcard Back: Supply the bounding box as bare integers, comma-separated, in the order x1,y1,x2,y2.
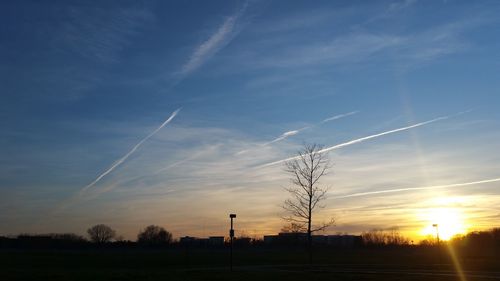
1,0,500,239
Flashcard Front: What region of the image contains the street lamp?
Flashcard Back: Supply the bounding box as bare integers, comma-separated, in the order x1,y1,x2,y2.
229,213,236,272
432,224,440,245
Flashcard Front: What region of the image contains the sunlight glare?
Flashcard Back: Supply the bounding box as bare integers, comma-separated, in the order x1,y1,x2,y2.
421,207,467,240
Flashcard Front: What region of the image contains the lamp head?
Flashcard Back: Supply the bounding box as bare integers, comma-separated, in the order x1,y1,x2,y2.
230,214,236,218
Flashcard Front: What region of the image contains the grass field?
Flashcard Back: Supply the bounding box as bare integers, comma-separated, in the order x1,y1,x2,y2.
1,247,499,280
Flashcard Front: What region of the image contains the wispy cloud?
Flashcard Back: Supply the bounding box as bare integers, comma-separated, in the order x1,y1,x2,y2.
57,6,154,63
96,143,225,195
388,0,418,12
250,33,404,69
331,177,500,199
227,12,488,75
178,4,247,77
257,112,464,168
80,108,181,194
246,23,469,70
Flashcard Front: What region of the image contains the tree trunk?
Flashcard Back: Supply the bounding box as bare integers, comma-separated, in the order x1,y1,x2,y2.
308,194,312,266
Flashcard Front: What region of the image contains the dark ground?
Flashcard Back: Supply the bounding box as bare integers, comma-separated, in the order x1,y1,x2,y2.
1,247,499,281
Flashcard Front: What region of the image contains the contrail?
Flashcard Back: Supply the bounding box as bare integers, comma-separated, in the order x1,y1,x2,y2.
80,108,181,193
257,110,359,149
316,115,449,154
236,128,304,155
257,112,462,168
331,178,500,199
264,129,302,145
322,111,359,123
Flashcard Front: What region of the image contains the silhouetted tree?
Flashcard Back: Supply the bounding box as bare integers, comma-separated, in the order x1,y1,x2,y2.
11,233,88,249
50,233,87,242
137,225,172,246
450,228,500,256
282,143,335,263
419,237,436,246
87,224,116,244
362,228,410,246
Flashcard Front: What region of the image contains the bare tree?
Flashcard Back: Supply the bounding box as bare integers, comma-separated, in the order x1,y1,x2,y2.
87,224,116,244
282,143,335,262
281,222,306,234
361,228,410,246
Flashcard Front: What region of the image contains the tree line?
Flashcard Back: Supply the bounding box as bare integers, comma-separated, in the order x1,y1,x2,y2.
0,224,172,249
3,226,500,250
86,224,172,245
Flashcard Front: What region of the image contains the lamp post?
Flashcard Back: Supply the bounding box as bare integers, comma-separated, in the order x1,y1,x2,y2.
432,224,440,245
229,213,236,272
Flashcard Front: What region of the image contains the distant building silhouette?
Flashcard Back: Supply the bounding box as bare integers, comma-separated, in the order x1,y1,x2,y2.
179,236,225,247
209,236,224,246
233,237,252,247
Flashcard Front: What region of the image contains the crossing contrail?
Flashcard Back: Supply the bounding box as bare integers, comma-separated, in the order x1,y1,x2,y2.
253,110,360,150
322,111,359,123
257,111,466,168
331,178,500,199
264,129,301,145
80,108,181,193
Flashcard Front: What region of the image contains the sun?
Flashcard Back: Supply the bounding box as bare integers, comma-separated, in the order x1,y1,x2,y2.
421,207,467,240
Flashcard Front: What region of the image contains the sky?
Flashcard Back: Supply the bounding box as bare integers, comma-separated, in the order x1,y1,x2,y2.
1,0,500,241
